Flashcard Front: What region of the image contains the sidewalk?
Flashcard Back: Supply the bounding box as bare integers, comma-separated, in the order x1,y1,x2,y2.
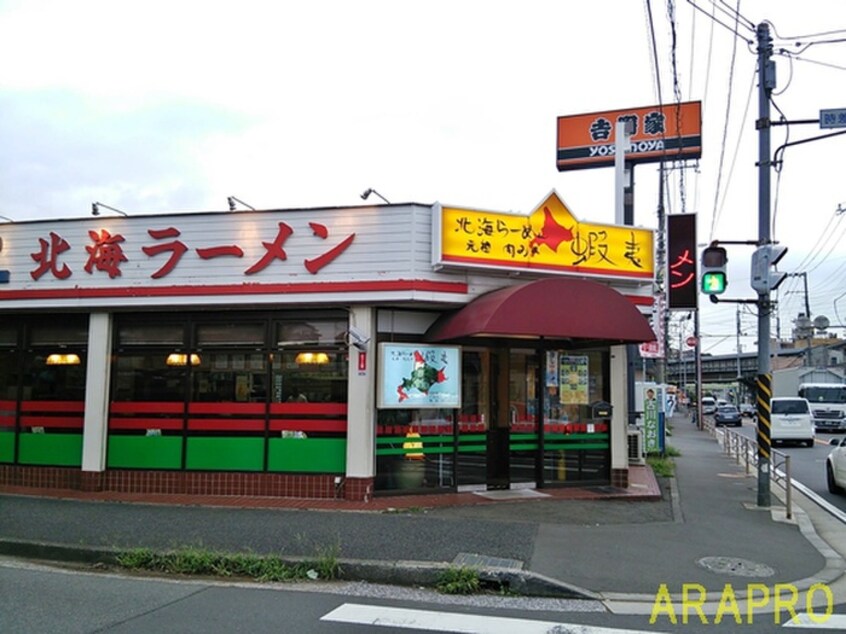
1,413,844,608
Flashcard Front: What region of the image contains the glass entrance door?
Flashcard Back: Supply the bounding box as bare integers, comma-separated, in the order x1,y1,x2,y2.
457,348,541,490
508,349,540,487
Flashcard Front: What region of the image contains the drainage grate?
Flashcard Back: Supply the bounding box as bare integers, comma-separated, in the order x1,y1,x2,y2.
697,556,775,577
452,552,524,570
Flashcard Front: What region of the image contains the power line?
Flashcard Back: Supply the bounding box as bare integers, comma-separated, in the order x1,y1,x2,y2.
707,0,743,241
685,0,754,41
644,0,664,103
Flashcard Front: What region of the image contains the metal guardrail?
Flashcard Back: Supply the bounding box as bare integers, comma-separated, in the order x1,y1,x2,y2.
702,416,792,520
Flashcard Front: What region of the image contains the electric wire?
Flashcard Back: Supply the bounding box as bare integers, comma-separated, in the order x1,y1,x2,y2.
786,54,846,73
768,24,846,41
713,64,756,237
645,0,664,103
714,0,755,31
685,0,754,42
707,0,742,241
667,0,688,213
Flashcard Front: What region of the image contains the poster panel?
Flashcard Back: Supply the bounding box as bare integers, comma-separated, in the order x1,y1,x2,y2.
378,343,461,409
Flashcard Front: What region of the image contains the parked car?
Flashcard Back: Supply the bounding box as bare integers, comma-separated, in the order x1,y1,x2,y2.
770,397,815,447
826,436,846,494
714,404,742,427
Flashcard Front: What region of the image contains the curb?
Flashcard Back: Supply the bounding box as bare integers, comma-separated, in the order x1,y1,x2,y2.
0,538,599,601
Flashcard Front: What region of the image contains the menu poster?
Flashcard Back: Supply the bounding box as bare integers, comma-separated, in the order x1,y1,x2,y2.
559,355,589,405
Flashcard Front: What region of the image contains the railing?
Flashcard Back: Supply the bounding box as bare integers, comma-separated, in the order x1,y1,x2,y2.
707,419,793,520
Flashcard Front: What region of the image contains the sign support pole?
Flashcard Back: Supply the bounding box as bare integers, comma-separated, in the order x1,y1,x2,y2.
615,122,640,426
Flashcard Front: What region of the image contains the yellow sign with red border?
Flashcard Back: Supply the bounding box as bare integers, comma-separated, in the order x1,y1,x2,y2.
436,192,654,280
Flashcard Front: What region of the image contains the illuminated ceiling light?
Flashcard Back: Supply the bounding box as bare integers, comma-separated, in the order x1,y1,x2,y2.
91,202,128,217
295,351,330,365
166,353,201,366
46,353,81,365
360,188,390,204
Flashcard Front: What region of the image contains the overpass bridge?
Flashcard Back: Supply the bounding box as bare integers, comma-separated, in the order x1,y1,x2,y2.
664,348,807,390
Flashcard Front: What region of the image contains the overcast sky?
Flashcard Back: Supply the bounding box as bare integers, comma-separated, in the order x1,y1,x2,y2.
1,0,845,356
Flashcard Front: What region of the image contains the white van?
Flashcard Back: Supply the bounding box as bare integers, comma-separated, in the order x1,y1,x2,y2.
770,397,815,447
701,397,717,415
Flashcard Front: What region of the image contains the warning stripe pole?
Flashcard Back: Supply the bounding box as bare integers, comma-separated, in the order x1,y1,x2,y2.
756,373,772,506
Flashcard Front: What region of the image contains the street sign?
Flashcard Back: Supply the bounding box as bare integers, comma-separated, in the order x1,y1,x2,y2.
667,213,698,309
820,108,846,129
686,336,697,348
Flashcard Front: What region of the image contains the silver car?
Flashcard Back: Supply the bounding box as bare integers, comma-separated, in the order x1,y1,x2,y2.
827,436,846,495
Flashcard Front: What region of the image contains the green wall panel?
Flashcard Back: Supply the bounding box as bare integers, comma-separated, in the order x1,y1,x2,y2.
18,433,83,467
186,437,264,471
0,430,14,463
107,436,183,469
268,438,346,473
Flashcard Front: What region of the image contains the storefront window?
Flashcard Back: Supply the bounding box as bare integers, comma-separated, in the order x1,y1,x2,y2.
8,317,90,467
109,313,350,473
375,408,455,492
543,349,610,484
0,349,18,463
112,352,187,402
197,322,265,347
455,350,488,488
193,352,268,403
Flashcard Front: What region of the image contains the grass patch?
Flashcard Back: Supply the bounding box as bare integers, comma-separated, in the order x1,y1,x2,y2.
436,566,481,594
115,543,341,583
647,445,680,477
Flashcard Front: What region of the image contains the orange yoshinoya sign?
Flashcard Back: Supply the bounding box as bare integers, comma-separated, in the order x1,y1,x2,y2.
556,101,702,171
435,192,654,280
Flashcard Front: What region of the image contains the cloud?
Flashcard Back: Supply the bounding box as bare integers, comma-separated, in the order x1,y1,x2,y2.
0,89,250,218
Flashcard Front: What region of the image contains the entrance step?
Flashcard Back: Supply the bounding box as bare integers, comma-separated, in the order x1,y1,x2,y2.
472,489,550,501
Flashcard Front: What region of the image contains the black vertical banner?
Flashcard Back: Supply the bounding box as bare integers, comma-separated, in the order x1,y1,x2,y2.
667,214,698,309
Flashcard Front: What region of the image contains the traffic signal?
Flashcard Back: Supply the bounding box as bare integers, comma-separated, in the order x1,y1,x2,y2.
750,244,788,293
701,245,727,294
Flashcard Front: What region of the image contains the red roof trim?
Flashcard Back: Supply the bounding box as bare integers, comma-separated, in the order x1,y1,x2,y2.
0,279,468,301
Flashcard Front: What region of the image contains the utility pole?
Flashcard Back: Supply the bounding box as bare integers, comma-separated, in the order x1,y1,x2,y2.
656,163,667,385
736,305,742,403
755,22,775,508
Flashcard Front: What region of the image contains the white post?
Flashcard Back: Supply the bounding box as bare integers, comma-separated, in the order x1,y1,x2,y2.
81,312,113,472
345,306,376,479
610,344,629,473
614,120,632,225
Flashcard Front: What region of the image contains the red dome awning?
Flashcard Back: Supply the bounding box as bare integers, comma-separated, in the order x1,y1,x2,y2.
424,278,655,344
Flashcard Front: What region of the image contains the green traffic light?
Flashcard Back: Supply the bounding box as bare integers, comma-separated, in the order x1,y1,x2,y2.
702,271,727,294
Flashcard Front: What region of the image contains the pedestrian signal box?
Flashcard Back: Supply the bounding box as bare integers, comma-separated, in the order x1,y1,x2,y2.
701,246,727,294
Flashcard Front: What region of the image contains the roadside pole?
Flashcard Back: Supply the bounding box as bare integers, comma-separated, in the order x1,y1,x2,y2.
756,21,774,508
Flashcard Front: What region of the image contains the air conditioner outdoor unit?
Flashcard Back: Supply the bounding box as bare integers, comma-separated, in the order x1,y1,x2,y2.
627,427,645,465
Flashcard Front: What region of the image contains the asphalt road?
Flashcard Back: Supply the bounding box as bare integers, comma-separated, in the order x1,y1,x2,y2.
5,556,843,634
718,416,846,513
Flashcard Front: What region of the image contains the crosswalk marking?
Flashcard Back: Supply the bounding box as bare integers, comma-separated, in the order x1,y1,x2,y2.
321,603,655,633
783,613,846,629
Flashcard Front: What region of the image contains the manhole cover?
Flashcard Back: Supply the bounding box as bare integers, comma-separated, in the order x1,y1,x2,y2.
697,556,774,577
